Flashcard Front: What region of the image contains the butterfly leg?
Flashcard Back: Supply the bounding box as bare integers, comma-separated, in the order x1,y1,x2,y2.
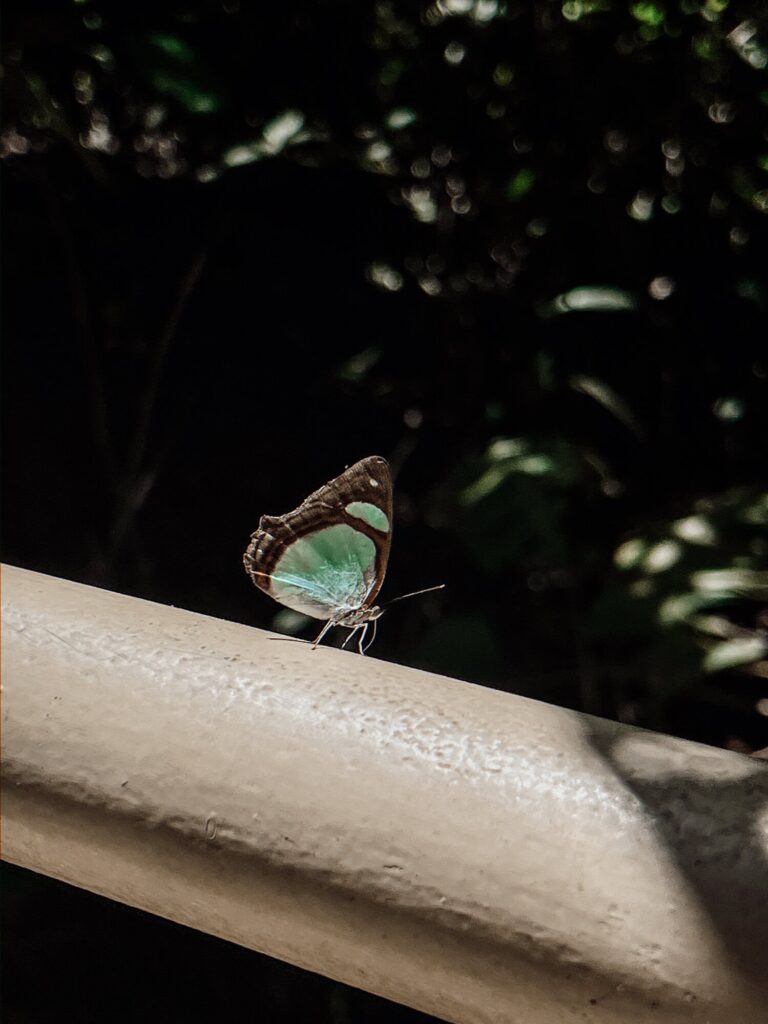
341,625,362,650
311,618,336,650
361,617,378,654
356,622,370,655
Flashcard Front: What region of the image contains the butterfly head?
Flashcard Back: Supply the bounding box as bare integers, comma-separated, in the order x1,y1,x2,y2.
335,605,384,628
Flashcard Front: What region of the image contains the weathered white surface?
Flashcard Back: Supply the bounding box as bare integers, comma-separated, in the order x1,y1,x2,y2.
3,564,767,1023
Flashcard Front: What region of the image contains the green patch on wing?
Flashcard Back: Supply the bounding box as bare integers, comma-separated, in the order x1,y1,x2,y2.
345,501,390,532
270,524,377,619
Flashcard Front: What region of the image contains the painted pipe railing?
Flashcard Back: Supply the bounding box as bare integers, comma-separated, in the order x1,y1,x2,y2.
3,564,768,1023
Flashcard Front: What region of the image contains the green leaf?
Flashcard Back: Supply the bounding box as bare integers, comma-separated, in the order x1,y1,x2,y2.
148,33,195,65
506,169,535,200
630,3,666,27
151,71,221,114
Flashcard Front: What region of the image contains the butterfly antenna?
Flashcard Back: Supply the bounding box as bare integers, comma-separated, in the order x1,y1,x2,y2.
385,583,445,606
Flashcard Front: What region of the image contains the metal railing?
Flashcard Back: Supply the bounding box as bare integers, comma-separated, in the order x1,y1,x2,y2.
3,564,767,1023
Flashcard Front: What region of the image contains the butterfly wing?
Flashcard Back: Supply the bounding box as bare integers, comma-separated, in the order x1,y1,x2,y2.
243,456,393,620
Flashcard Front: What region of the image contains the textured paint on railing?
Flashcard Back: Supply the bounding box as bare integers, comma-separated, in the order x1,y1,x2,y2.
3,564,768,1024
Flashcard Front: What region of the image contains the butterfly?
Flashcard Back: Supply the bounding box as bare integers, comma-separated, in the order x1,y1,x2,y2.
243,456,394,652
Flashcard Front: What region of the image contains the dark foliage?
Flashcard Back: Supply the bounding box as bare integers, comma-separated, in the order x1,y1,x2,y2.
3,1,768,1020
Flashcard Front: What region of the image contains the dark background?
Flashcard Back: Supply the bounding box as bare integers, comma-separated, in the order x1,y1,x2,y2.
3,1,768,1021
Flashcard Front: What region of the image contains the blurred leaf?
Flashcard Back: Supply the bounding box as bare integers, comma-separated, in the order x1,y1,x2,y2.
643,539,683,574
671,515,718,546
506,168,535,200
631,3,666,28
261,110,305,153
222,110,305,167
148,33,195,65
657,592,732,625
337,346,382,383
460,437,583,506
704,636,768,673
614,538,647,570
386,107,418,130
570,375,644,438
539,286,637,317
151,72,221,114
713,396,744,421
742,493,768,525
691,569,768,599
449,438,597,573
